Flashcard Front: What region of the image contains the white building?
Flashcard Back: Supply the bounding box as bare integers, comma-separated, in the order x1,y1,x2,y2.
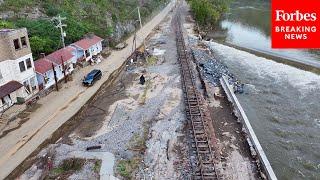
71,34,103,63
35,46,75,90
0,28,38,112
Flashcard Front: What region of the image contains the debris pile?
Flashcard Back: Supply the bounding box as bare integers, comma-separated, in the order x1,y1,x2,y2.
192,48,244,93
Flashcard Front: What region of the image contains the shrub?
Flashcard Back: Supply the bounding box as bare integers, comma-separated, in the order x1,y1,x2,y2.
187,0,231,25
0,20,14,28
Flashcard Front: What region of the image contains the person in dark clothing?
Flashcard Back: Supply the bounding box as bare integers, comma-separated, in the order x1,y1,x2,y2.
140,75,146,85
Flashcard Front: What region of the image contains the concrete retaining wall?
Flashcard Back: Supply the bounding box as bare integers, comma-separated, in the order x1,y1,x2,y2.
220,75,277,180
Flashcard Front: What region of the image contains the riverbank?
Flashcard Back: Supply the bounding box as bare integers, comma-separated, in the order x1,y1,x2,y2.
186,0,320,179
205,40,320,179
180,2,270,179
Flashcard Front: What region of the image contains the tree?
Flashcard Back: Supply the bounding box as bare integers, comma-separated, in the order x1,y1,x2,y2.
29,36,55,59
188,0,231,26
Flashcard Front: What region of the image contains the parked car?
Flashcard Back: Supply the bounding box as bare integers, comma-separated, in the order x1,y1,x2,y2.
83,69,102,86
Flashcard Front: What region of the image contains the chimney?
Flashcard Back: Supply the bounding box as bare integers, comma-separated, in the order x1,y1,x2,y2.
86,33,94,39
40,53,46,58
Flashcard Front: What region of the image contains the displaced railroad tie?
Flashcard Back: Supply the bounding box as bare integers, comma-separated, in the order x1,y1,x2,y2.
174,10,218,180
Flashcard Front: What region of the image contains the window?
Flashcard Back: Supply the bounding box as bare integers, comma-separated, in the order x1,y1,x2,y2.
85,50,90,57
26,58,32,69
13,39,20,50
21,36,27,47
19,61,26,72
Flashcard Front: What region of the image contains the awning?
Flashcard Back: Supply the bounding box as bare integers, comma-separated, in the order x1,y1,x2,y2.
0,81,23,99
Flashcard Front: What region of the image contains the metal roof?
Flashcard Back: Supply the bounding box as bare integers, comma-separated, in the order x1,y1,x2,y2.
0,81,24,99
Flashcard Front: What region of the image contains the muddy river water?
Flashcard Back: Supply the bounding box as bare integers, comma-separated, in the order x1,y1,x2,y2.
208,0,320,179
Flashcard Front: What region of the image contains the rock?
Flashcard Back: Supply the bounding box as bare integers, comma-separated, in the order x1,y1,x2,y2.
115,42,128,50
0,11,14,19
191,48,244,92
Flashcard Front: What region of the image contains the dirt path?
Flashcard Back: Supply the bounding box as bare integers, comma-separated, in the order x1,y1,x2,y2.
0,1,176,179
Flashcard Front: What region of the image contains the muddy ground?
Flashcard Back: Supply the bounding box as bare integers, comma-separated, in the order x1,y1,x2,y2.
18,7,191,180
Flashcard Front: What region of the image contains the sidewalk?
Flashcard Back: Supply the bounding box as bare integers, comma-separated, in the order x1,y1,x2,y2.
0,1,176,179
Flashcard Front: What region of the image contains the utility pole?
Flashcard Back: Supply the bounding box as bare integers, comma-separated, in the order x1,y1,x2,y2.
61,56,67,83
137,7,146,52
52,63,59,91
137,7,143,30
52,15,67,48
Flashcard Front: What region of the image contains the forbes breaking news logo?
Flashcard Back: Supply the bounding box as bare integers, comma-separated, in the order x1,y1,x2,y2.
272,0,320,48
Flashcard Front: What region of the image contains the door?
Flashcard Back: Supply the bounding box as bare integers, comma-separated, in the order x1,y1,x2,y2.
3,95,13,107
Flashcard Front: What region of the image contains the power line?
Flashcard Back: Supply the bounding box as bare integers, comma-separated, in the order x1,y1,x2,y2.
52,15,67,48
137,6,146,49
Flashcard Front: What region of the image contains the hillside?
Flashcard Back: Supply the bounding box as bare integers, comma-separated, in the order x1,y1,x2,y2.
0,0,169,58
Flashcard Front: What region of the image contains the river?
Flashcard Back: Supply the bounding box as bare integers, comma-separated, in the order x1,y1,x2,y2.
208,0,320,179
209,0,320,68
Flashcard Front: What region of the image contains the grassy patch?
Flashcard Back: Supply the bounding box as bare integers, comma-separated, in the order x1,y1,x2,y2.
146,56,158,66
93,160,102,173
51,167,65,175
128,121,151,152
117,157,142,179
129,133,146,152
139,80,152,105
117,120,151,179
60,158,84,171
47,158,85,179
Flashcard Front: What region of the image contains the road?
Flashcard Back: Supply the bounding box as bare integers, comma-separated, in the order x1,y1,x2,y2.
0,1,176,179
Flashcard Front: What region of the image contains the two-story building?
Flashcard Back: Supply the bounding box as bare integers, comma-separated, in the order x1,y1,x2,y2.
0,28,38,111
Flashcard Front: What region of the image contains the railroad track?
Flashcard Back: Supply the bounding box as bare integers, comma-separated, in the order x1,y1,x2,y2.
174,11,218,180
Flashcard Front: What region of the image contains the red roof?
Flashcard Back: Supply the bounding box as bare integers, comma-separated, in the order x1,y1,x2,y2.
34,58,53,75
0,81,24,98
46,47,74,65
72,35,103,50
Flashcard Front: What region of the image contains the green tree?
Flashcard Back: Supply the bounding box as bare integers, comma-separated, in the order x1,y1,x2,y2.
0,0,169,59
15,19,61,58
188,0,231,26
29,36,56,57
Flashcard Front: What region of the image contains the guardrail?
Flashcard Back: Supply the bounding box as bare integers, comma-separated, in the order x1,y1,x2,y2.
220,75,277,180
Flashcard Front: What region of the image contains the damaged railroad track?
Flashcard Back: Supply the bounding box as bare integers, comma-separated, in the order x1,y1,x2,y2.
174,11,219,180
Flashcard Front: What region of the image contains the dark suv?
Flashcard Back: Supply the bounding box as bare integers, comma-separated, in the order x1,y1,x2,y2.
83,69,102,86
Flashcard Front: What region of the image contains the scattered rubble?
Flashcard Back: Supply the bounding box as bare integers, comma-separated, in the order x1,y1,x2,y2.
18,8,190,180
192,47,244,93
